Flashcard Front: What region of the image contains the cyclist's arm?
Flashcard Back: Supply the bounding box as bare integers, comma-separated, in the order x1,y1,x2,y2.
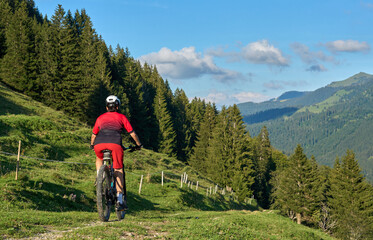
129,131,142,147
91,133,97,146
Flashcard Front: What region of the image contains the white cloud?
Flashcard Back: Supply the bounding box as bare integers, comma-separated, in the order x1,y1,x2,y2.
232,92,271,103
139,47,243,82
264,80,309,90
201,91,270,106
291,42,335,64
241,40,290,66
324,40,370,53
204,92,228,104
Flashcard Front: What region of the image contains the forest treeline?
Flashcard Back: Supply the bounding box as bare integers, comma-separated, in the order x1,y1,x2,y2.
1,1,372,239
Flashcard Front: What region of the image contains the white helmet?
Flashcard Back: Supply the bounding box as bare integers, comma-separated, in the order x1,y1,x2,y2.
106,95,121,109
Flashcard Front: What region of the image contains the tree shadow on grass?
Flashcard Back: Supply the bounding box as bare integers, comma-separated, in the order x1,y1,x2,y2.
178,188,258,212
11,180,96,212
0,121,71,161
125,191,159,213
0,157,17,176
0,89,34,116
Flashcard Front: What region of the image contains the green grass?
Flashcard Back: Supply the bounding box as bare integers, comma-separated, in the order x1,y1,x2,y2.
0,209,335,239
0,83,334,239
297,89,350,114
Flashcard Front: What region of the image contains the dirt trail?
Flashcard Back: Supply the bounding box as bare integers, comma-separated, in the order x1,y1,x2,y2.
13,220,169,240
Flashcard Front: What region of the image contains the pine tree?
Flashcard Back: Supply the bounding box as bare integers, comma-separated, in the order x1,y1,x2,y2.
272,144,320,224
74,9,110,123
140,64,160,150
0,0,12,59
188,97,207,147
253,126,274,208
0,1,37,94
328,150,373,239
207,105,255,200
317,165,335,234
153,82,176,156
57,9,81,113
123,59,151,146
229,105,255,201
173,88,192,162
189,103,217,172
44,4,66,108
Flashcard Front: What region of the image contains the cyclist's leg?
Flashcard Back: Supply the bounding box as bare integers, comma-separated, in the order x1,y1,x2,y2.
93,144,105,172
110,144,125,194
114,168,124,193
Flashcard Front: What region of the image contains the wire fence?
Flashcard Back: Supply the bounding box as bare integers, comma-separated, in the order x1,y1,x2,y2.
0,144,247,202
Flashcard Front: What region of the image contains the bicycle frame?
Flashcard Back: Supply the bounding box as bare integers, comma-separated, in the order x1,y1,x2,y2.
103,150,117,202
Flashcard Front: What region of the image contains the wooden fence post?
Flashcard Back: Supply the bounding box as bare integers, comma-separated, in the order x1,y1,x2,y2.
139,175,143,194
196,181,199,191
161,171,164,186
180,174,183,188
15,140,21,180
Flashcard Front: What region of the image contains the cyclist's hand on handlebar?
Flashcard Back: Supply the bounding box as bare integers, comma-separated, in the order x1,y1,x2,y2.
135,144,143,150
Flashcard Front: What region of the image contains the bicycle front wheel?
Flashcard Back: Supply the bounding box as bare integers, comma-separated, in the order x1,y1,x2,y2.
96,165,111,222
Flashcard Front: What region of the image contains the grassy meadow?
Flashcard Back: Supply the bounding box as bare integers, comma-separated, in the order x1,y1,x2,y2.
0,83,334,239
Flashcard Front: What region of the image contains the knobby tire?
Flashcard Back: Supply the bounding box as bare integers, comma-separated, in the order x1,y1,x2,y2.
96,165,111,222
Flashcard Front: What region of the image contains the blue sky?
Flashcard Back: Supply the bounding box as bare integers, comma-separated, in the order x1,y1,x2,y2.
36,0,373,107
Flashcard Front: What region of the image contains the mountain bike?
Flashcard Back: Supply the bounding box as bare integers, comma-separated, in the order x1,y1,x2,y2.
96,146,135,222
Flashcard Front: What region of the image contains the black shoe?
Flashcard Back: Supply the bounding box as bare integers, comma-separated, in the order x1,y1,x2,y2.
116,202,127,211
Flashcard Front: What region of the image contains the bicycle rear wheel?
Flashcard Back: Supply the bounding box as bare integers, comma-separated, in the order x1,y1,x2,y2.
96,165,111,222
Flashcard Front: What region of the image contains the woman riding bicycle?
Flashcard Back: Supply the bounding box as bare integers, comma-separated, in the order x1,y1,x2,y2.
90,95,142,211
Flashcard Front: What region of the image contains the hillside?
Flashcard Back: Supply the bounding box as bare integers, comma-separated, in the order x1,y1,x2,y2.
0,83,334,239
239,72,373,181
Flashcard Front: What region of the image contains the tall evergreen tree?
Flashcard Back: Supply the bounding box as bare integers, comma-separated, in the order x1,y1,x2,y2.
173,88,193,162
272,144,320,224
56,9,81,113
123,59,151,146
0,0,12,59
153,82,176,156
188,97,207,146
44,4,66,108
140,64,160,150
328,150,373,239
253,126,274,208
189,103,217,172
207,105,255,200
0,1,37,94
74,9,110,123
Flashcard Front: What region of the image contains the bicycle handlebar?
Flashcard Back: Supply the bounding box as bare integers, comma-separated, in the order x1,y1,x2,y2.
123,144,142,152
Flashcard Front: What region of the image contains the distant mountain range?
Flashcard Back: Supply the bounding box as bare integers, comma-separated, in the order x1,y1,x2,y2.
238,72,373,182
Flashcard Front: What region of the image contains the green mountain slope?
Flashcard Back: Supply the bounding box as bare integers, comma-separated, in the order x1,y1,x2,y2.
238,72,373,118
240,73,373,182
0,83,333,239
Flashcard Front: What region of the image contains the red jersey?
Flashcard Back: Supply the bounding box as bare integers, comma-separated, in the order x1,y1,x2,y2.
92,112,133,146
